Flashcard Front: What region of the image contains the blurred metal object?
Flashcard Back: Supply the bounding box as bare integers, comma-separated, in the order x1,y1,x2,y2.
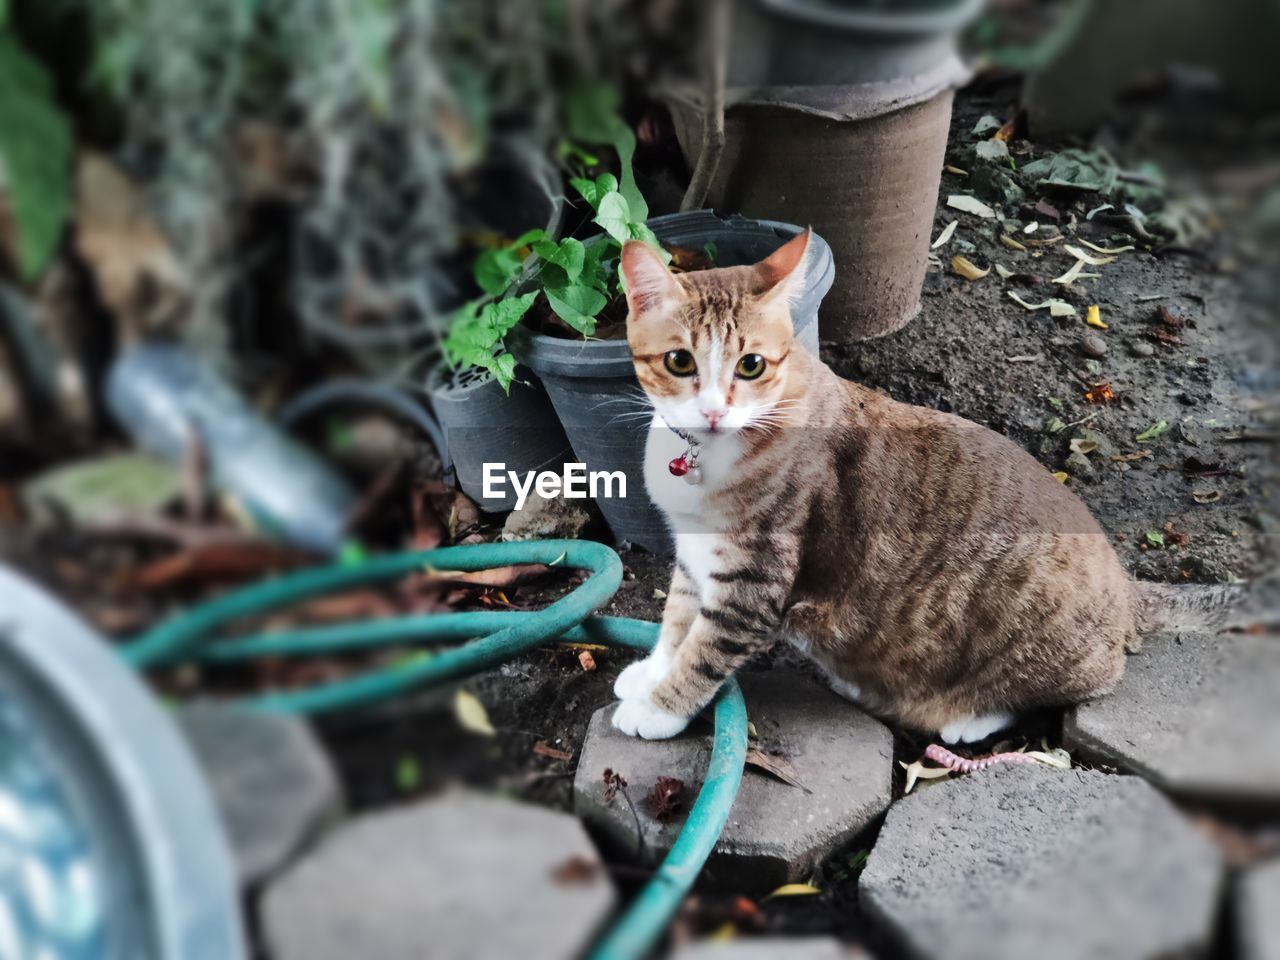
106,342,357,555
0,566,244,959
1024,0,1280,136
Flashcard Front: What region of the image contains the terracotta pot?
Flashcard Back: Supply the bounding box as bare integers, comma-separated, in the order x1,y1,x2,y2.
671,88,954,342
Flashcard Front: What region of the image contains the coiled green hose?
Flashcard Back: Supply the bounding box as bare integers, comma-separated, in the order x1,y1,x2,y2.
123,539,747,960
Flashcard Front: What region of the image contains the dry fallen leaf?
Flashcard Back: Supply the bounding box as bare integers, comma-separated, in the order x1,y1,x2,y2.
1084,383,1116,404
1111,450,1154,462
1069,438,1100,456
1076,238,1135,255
999,233,1028,252
1052,471,1069,484
1064,244,1117,266
645,776,687,821
1008,291,1077,317
995,263,1015,279
745,749,810,792
764,883,822,900
945,164,969,177
947,194,996,219
931,220,958,249
578,650,597,672
533,741,574,762
899,759,953,795
454,689,496,736
1192,490,1222,504
1085,305,1109,329
951,255,991,281
551,855,602,885
1052,258,1100,285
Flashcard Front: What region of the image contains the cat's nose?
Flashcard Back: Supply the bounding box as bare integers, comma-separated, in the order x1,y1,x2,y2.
701,409,724,431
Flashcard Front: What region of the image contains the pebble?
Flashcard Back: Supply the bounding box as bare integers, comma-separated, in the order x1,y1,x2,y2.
1081,335,1107,358
1130,340,1156,358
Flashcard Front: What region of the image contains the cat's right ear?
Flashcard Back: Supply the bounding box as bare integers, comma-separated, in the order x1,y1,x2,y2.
620,241,684,317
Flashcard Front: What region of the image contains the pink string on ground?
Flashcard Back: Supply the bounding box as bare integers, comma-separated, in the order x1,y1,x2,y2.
924,743,1041,774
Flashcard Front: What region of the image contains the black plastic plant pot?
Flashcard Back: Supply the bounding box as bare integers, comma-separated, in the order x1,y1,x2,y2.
427,364,574,512
509,211,834,554
0,566,245,959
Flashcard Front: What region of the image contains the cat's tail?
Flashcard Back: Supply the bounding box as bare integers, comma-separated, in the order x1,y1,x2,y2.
1131,580,1250,633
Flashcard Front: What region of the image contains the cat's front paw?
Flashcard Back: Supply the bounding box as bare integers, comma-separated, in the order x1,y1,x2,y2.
611,698,689,740
613,647,671,701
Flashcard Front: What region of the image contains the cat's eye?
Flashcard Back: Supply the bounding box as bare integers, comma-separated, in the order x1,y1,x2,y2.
735,354,766,380
664,350,697,377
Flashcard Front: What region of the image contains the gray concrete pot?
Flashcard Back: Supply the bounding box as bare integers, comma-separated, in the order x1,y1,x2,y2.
509,211,833,554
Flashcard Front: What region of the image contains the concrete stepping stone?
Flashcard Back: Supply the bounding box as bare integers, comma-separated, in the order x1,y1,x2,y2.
1239,858,1280,960
177,704,342,886
574,670,894,888
671,937,855,959
1065,631,1280,806
859,765,1224,960
262,789,616,960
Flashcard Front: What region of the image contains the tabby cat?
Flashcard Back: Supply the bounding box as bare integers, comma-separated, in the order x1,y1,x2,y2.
611,231,1230,743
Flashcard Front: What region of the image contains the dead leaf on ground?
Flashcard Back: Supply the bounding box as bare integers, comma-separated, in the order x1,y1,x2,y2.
454,689,496,736
128,541,315,591
951,255,990,281
578,650,597,672
533,741,574,762
602,768,628,802
999,233,1028,252
1111,450,1154,463
1008,291,1077,317
1069,438,1099,456
551,855,602,885
764,883,821,900
946,195,996,218
899,758,954,794
417,563,549,589
1083,383,1116,404
1085,305,1108,329
645,776,687,821
744,749,810,792
1192,490,1222,504
931,220,958,249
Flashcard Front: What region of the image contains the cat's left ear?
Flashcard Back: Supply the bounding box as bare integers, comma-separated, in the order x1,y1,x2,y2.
753,228,810,306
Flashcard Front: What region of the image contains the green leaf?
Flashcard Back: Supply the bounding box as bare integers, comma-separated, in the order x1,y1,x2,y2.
473,230,547,296
532,237,585,286
492,352,517,392
570,172,618,212
593,191,632,244
563,76,647,222
0,33,73,280
395,754,421,793
1135,420,1169,443
474,247,523,297
546,284,607,337
487,291,539,336
1145,530,1165,549
22,453,182,524
628,222,671,264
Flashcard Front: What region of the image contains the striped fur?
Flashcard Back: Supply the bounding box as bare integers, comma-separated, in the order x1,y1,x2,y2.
611,234,1144,742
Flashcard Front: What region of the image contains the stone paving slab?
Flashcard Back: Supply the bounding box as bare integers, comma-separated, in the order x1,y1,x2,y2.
177,704,342,886
574,669,894,889
859,765,1224,960
262,789,615,960
1239,858,1280,960
1065,631,1280,806
671,937,856,959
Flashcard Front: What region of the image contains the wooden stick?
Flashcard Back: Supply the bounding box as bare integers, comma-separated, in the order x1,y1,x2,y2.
680,0,729,212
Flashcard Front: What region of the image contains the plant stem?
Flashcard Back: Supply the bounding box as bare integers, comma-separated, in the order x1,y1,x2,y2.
680,0,728,212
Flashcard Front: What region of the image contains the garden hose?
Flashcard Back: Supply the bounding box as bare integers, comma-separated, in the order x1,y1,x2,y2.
123,539,748,960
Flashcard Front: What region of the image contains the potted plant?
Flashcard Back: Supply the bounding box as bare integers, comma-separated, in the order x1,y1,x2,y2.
506,178,834,553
